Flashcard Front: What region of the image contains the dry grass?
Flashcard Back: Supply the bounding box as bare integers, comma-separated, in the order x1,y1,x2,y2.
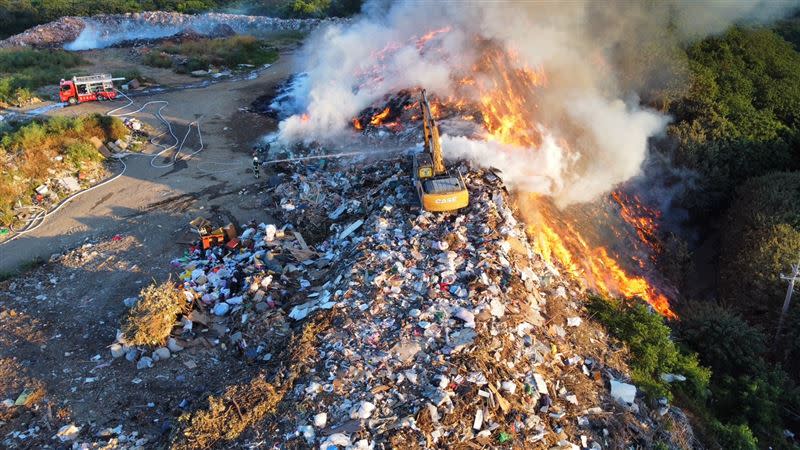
172,317,324,449
120,279,186,347
0,357,46,422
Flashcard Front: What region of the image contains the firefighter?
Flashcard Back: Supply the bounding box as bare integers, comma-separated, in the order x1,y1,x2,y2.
252,156,260,179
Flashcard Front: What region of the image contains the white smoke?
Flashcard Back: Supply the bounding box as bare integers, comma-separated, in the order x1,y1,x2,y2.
278,0,799,205
65,21,182,50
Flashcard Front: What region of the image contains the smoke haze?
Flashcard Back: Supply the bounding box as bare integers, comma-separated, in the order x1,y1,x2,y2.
278,0,799,206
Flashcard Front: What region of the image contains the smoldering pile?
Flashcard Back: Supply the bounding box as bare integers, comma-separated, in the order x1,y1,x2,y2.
0,11,346,49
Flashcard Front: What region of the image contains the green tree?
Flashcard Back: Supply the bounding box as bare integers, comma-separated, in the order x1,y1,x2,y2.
720,172,800,324
668,28,800,215
587,296,710,400
291,0,331,15
676,303,766,378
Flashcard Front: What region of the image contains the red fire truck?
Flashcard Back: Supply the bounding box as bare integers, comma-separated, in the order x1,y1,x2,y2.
59,74,124,105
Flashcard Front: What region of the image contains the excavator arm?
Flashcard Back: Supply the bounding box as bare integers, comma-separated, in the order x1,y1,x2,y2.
420,89,446,175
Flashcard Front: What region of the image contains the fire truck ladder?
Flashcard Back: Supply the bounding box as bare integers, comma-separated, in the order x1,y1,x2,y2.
72,74,125,85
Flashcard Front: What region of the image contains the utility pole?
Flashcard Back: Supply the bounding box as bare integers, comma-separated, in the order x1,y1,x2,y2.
775,253,800,346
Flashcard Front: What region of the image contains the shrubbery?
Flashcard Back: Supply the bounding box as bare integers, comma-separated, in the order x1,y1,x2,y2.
586,295,710,400
0,114,128,226
668,28,800,216
144,35,279,73
0,48,84,105
719,172,800,325
588,296,797,449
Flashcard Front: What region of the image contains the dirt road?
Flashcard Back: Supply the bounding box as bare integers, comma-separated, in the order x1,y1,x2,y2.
0,53,297,448
0,55,293,274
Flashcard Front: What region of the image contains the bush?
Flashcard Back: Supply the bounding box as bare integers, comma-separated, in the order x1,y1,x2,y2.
65,142,101,169
587,295,710,400
713,370,800,445
720,172,800,324
163,35,279,74
142,52,173,69
709,421,758,450
121,280,186,347
676,303,767,377
0,114,127,227
668,28,800,215
0,48,85,105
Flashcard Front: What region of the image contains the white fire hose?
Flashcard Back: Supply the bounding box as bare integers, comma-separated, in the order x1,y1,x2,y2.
2,89,204,244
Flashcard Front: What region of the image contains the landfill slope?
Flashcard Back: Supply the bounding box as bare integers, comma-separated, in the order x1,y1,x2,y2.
170,155,695,449
0,151,697,449
0,12,342,49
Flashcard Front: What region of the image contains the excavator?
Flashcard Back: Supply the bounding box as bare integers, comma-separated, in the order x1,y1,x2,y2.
413,89,469,212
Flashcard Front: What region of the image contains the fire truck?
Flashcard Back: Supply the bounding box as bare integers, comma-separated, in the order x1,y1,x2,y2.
59,74,124,105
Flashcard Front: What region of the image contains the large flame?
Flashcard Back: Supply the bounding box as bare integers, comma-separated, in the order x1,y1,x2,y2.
521,195,676,318
345,29,677,317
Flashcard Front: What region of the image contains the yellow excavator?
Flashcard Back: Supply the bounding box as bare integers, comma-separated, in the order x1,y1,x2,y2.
413,89,469,212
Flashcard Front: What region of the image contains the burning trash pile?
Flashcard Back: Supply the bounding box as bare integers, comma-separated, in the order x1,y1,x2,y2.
110,152,693,448
0,11,345,49
255,158,691,449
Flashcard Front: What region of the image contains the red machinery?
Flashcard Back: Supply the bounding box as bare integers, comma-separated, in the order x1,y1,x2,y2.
59,74,124,105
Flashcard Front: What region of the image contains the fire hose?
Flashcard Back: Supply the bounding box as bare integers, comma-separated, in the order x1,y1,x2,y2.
2,90,204,244
1,89,405,244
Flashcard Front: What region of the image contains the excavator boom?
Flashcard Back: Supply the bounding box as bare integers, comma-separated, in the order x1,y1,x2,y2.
420,90,446,175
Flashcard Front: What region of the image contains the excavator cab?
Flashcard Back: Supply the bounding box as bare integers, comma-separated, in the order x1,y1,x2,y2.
414,152,434,179
412,89,469,212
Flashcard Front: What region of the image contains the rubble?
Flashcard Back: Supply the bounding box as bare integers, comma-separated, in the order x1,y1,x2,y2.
160,154,674,448
23,149,686,447
0,12,346,49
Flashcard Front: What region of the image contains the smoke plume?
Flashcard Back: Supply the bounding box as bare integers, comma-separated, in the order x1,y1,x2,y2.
278,0,798,206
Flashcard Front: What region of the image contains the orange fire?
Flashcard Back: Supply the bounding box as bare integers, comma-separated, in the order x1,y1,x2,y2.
521,195,676,319
416,26,452,50
346,36,677,317
353,118,363,130
468,47,675,318
370,107,391,126
610,190,663,258
473,49,547,148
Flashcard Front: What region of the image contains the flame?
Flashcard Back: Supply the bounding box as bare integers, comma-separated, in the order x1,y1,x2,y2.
353,118,363,130
472,49,547,148
522,194,676,319
370,107,391,126
344,39,677,318
467,47,675,318
416,26,452,50
610,190,663,258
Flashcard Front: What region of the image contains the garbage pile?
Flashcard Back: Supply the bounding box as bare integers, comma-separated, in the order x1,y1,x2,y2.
0,12,346,49
103,151,688,448
260,158,637,449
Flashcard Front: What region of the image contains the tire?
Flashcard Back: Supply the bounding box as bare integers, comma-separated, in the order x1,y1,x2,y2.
67,97,77,106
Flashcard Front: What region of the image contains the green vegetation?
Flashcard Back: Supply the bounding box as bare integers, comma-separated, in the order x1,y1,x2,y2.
589,296,798,449
719,172,800,325
621,22,800,450
0,0,230,39
667,27,800,215
587,296,709,401
0,48,84,105
0,114,128,226
143,35,279,74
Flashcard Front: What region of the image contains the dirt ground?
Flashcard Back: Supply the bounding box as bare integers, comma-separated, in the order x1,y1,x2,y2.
0,48,295,448
1,50,293,273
